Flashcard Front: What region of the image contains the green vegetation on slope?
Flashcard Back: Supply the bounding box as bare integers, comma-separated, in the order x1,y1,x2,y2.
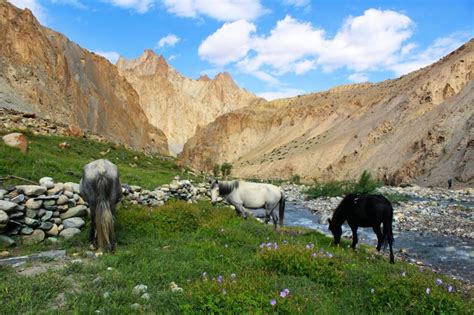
0,201,472,313
0,131,180,189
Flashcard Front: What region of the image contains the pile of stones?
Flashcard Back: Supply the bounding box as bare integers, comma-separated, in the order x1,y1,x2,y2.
0,177,88,247
123,176,210,206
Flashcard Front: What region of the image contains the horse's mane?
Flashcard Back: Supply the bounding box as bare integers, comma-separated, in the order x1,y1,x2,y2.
218,181,239,196
332,193,360,223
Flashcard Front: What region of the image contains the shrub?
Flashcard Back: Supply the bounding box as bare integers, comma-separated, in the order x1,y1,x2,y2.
221,162,233,178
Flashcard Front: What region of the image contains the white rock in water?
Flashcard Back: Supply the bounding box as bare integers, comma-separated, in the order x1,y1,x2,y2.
59,227,81,239
0,200,18,212
16,185,46,196
62,217,85,229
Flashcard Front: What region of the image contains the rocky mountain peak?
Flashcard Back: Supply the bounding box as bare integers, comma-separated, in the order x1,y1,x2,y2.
116,49,170,76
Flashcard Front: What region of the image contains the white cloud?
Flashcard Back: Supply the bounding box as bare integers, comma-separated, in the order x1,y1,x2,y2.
257,88,306,101
95,51,121,64
103,0,154,13
9,0,47,23
157,34,180,49
162,0,266,21
348,72,369,83
282,0,310,9
50,0,88,10
317,9,413,72
199,20,256,66
389,33,468,76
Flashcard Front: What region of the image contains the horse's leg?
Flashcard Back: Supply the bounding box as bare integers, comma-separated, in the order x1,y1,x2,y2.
271,208,278,228
373,225,383,251
235,204,249,219
89,208,97,250
349,223,358,250
264,204,271,224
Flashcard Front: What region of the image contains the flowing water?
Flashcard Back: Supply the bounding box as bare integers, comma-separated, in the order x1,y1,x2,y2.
253,203,474,282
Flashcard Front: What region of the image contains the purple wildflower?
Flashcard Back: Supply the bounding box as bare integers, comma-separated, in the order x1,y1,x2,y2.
426,288,430,295
311,252,317,258
270,299,277,306
447,285,454,293
435,279,443,285
217,276,223,283
280,288,290,298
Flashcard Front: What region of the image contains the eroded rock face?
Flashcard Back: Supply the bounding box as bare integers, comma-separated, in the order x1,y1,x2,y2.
180,40,474,187
0,2,168,154
117,50,259,155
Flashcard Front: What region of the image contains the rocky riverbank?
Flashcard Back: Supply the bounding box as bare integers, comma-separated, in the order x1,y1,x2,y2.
282,184,474,240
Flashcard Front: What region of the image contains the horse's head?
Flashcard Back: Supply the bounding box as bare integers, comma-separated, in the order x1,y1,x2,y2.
209,180,219,204
327,218,342,245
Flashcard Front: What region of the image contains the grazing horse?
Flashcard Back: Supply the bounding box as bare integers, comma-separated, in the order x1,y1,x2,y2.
327,194,395,263
80,159,122,251
210,180,285,227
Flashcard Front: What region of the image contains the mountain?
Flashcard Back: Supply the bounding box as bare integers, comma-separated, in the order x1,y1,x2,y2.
0,1,168,153
116,51,259,154
180,40,474,186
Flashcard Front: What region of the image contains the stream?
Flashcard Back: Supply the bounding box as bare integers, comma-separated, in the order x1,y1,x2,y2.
253,202,474,282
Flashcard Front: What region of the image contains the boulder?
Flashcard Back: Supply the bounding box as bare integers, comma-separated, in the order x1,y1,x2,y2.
16,185,46,196
62,217,85,229
68,124,83,137
59,228,81,239
0,200,17,212
2,132,28,152
23,229,45,245
60,205,87,219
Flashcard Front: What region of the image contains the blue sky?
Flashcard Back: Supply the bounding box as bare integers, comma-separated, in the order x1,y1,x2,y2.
9,0,474,100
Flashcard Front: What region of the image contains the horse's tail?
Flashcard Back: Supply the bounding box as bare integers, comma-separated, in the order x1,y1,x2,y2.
95,175,115,251
279,191,285,226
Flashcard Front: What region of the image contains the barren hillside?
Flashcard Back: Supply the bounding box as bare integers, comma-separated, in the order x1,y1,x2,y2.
0,1,168,153
180,40,474,186
117,51,259,154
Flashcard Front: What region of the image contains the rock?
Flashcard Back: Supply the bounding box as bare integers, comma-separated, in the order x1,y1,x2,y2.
130,185,142,192
59,228,81,239
8,212,23,219
132,284,148,295
46,237,58,243
141,293,150,300
11,194,25,203
37,209,46,217
24,217,40,227
46,224,59,236
23,229,45,245
64,182,80,194
26,209,38,218
43,200,56,207
48,183,64,196
56,195,69,205
0,235,16,247
62,217,85,229
2,132,28,152
39,222,54,230
130,303,141,311
21,226,33,235
0,200,17,212
60,205,87,219
63,191,74,198
0,210,9,231
16,185,46,197
103,292,111,299
68,124,83,137
26,199,43,210
41,211,53,221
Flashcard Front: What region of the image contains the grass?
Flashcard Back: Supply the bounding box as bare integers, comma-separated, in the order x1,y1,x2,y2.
306,170,382,199
0,131,182,189
0,201,472,313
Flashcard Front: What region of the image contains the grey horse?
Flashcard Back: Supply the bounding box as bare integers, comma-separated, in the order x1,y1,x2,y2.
79,159,122,251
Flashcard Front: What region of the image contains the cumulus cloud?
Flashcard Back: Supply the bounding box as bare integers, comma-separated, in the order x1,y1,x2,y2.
389,33,469,76
95,51,121,64
199,20,256,66
157,34,180,49
257,88,306,101
348,72,369,83
162,0,266,21
103,0,154,13
9,0,47,23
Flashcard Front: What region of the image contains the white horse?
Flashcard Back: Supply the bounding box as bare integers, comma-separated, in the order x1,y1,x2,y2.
80,159,122,251
210,180,285,227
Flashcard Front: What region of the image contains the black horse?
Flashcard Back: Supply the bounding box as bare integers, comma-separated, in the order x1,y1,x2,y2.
79,159,122,251
327,194,394,263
